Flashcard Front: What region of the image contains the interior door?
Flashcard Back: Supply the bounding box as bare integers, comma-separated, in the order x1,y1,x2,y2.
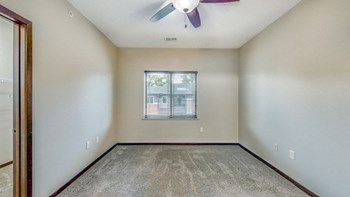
0,5,32,197
0,15,14,197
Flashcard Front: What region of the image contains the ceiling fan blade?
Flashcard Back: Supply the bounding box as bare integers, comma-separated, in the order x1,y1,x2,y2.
187,8,201,28
150,2,176,22
200,0,240,3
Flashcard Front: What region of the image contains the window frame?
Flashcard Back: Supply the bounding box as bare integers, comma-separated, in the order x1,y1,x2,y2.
144,71,198,120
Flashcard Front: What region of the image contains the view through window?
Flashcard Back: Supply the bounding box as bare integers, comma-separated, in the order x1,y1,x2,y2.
144,71,197,119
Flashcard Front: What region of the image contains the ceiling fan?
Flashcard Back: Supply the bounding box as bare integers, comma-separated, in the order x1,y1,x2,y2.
150,0,240,28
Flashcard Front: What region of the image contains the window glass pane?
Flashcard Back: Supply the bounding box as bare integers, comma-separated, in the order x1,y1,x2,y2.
172,73,196,117
146,73,170,116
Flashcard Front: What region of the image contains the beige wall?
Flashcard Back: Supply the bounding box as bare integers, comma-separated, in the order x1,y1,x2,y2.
0,18,13,165
239,0,350,196
0,0,119,196
2,0,348,196
116,48,239,143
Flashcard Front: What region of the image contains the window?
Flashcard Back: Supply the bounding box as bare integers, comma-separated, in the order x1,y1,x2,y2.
147,96,154,104
162,96,167,104
144,71,197,119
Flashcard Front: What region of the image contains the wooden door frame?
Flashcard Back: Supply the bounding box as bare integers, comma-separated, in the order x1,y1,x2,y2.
0,5,32,197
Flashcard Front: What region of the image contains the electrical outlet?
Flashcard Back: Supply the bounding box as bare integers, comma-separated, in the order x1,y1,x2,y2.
96,136,100,143
86,141,90,149
274,144,279,151
200,127,204,132
289,150,295,160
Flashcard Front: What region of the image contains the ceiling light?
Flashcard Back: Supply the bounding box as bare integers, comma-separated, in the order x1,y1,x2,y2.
173,0,200,13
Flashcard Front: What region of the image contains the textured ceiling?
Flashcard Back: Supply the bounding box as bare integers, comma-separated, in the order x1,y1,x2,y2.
68,0,301,48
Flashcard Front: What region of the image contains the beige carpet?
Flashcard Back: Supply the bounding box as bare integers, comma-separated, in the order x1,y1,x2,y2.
0,164,13,197
59,145,309,197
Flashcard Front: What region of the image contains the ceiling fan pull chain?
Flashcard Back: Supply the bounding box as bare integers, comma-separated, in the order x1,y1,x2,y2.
184,13,187,28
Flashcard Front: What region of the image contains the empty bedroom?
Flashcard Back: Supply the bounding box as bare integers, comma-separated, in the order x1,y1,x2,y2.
0,0,349,197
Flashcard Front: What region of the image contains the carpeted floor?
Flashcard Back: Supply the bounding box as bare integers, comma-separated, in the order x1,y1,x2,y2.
59,145,309,197
0,164,13,197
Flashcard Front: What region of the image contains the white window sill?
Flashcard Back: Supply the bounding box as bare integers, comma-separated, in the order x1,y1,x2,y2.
142,117,199,121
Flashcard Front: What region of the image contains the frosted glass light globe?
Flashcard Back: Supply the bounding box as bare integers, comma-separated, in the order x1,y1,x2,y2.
173,0,200,13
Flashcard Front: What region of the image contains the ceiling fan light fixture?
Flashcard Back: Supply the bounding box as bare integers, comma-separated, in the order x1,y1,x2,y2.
173,0,200,13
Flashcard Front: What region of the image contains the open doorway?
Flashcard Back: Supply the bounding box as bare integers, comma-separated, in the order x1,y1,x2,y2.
0,5,32,197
